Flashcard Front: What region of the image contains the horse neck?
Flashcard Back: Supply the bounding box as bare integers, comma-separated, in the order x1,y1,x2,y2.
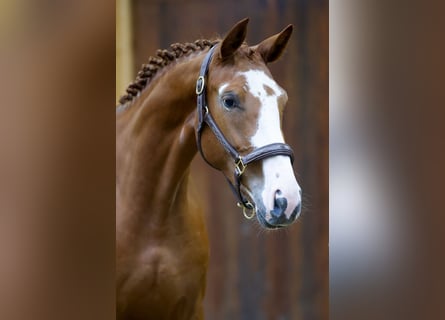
116,53,204,228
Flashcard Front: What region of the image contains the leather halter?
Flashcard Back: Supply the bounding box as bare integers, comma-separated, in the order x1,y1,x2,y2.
195,46,295,218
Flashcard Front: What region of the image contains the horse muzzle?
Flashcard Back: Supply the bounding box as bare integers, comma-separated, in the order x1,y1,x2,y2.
256,192,302,229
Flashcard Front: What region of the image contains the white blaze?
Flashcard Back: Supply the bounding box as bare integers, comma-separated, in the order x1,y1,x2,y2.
239,70,301,219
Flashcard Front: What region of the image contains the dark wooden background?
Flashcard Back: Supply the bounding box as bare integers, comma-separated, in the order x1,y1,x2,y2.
128,0,328,318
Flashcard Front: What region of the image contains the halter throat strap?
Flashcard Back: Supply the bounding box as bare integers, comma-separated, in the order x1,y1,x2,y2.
195,46,295,211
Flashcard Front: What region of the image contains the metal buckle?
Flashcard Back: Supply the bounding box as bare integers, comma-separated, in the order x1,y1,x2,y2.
237,202,256,219
196,76,205,95
235,157,247,176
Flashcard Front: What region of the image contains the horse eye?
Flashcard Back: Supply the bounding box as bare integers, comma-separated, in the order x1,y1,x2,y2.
221,94,238,109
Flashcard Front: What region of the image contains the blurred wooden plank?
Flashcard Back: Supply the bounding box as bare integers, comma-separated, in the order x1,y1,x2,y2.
116,0,134,103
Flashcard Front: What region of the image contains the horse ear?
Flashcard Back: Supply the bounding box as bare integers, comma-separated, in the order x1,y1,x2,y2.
219,18,249,60
255,24,293,63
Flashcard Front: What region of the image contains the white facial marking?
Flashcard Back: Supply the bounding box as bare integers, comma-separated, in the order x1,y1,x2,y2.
261,156,301,219
239,70,301,219
239,70,284,147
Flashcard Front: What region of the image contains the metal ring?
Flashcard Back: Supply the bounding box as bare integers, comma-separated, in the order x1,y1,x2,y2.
196,76,205,95
237,202,256,219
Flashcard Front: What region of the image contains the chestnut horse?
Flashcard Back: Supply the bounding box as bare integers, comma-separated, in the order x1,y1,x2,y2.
116,18,302,320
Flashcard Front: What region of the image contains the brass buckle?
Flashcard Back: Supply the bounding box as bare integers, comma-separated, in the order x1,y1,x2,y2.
196,76,205,95
235,157,246,176
237,202,256,219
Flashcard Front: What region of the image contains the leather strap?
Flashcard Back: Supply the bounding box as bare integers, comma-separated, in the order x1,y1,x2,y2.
196,45,295,209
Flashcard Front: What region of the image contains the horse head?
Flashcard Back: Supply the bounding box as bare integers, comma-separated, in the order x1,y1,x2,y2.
197,19,302,229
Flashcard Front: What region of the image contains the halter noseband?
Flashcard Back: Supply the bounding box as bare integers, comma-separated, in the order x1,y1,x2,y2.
196,46,295,219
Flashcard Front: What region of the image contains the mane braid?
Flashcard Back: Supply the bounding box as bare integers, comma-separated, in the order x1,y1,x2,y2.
118,39,218,106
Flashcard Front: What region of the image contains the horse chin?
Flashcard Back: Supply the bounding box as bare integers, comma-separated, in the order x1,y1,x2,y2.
255,211,284,230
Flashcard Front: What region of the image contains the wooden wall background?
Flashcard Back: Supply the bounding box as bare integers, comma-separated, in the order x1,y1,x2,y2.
117,0,328,319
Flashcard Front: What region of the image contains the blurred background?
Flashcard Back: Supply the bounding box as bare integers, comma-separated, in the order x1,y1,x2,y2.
0,1,116,319
330,1,445,319
117,0,328,319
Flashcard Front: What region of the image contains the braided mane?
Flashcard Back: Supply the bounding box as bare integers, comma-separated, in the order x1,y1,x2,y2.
118,39,218,106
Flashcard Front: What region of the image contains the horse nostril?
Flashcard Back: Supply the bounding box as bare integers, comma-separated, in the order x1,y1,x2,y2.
271,191,288,218
269,189,301,225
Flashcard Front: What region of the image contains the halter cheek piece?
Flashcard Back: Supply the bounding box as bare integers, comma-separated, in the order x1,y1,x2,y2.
196,46,294,219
